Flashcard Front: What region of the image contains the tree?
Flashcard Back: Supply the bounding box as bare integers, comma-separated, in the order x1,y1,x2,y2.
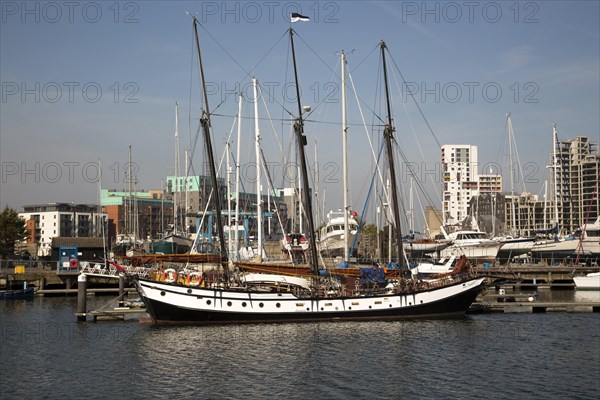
0,206,29,259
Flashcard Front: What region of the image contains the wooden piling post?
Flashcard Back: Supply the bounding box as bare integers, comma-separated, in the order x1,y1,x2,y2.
76,273,87,322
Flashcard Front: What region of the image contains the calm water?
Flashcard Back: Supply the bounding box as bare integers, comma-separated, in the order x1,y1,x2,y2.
1,293,599,400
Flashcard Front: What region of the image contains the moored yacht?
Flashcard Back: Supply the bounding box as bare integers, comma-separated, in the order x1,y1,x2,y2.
531,218,600,264
436,230,503,263
317,210,360,257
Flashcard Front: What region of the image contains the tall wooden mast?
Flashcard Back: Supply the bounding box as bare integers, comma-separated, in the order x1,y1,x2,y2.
289,28,320,274
192,17,229,277
380,41,405,268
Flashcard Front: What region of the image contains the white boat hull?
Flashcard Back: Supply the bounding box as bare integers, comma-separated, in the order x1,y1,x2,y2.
318,233,359,256
573,272,600,290
403,241,450,253
134,276,485,323
437,242,502,263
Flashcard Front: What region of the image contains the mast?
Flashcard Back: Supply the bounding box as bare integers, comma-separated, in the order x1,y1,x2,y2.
128,144,134,241
380,40,404,267
341,50,350,262
409,176,414,235
98,157,106,263
234,92,242,260
185,149,190,232
253,77,263,260
552,124,560,235
160,178,164,234
543,179,548,231
507,114,517,236
192,16,229,274
174,102,180,235
226,139,232,259
289,28,319,274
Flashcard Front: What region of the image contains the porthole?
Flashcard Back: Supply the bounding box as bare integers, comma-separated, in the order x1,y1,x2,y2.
320,307,324,311
160,291,165,296
348,307,352,310
227,301,232,307
420,300,423,304
259,302,264,308
276,303,281,308
187,289,192,294
207,300,212,305
242,302,247,307
369,305,372,309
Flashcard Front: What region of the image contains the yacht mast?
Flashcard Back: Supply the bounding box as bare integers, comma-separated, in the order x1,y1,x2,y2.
507,114,517,235
192,16,229,274
289,28,319,273
234,93,242,260
226,139,232,259
380,41,405,267
174,102,180,234
341,50,350,262
253,77,263,260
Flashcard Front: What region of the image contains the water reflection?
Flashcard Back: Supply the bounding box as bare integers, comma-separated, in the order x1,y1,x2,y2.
1,298,599,399
574,290,600,303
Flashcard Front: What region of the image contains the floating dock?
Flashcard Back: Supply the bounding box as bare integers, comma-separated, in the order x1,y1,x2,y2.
471,292,600,313
87,307,148,322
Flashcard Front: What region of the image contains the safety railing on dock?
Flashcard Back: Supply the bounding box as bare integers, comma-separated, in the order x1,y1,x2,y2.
78,261,150,279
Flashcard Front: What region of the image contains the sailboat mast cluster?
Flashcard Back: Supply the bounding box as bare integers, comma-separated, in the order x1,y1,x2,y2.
127,18,486,325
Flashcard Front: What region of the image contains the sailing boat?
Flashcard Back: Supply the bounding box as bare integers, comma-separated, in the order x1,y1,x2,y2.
494,114,535,261
151,102,193,255
129,20,484,323
114,145,144,256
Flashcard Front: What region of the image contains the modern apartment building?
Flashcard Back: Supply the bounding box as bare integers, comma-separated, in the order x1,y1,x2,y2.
441,145,479,225
466,134,598,237
552,135,599,234
19,203,107,257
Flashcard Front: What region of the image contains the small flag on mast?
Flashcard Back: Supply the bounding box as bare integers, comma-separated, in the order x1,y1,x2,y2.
291,12,310,23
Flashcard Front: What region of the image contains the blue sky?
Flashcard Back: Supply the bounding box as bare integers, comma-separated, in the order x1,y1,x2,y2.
1,1,599,228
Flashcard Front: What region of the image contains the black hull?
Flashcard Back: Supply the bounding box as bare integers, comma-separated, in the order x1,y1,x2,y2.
138,283,483,325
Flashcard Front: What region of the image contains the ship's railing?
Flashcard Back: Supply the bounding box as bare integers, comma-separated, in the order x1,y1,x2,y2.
78,261,149,278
